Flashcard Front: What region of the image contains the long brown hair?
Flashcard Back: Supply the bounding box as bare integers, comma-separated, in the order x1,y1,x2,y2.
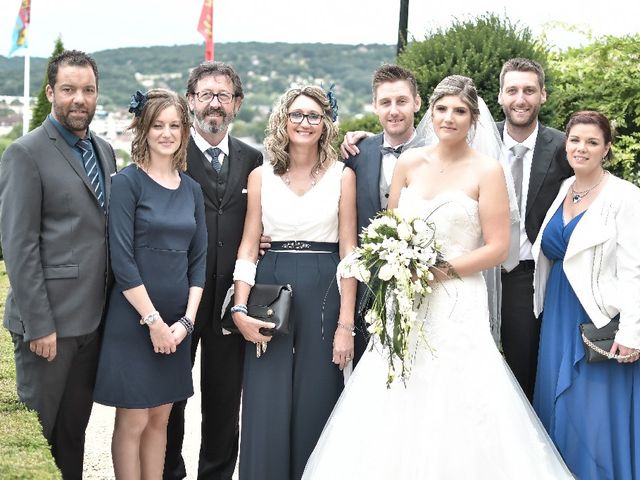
129,88,191,171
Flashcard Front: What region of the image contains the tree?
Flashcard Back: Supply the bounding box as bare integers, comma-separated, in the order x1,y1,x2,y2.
398,13,550,122
546,34,640,185
29,37,65,131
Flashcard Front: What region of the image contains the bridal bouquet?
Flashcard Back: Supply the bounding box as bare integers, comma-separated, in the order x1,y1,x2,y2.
340,209,447,387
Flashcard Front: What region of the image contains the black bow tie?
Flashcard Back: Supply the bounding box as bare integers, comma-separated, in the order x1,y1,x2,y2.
380,145,403,158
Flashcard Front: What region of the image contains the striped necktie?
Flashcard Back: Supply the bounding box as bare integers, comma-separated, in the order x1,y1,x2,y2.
77,138,105,208
207,147,223,173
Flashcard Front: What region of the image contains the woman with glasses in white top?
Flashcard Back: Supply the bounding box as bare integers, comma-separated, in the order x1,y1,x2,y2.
229,85,357,480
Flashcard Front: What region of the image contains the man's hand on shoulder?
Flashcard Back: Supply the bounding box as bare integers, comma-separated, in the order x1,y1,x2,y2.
259,234,272,257
30,332,57,362
340,131,374,159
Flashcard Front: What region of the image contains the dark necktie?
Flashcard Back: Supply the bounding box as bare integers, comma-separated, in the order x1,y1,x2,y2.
207,147,223,173
510,144,528,213
379,145,403,158
77,138,104,208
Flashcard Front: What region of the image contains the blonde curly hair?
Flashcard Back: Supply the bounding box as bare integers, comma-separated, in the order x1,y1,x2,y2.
264,85,338,176
129,88,191,171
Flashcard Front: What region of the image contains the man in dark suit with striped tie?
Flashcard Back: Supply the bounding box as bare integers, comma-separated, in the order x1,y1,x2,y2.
164,62,263,480
0,50,116,478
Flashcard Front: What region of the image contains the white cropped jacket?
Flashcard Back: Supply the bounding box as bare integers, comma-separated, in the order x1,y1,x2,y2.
532,174,640,349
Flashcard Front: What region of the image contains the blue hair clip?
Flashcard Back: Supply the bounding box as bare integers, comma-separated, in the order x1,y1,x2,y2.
128,90,148,117
324,83,338,122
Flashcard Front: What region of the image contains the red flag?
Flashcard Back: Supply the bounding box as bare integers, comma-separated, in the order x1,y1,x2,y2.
197,0,214,61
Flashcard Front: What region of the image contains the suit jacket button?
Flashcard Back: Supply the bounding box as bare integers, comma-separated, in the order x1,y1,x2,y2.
217,241,224,247
218,208,223,215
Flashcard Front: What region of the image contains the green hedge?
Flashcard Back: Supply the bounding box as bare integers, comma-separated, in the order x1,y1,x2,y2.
0,263,61,479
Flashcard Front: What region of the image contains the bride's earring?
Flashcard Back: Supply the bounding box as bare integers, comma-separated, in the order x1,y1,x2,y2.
467,124,477,144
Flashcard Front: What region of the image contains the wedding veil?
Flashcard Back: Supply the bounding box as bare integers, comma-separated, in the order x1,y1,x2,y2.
415,96,521,346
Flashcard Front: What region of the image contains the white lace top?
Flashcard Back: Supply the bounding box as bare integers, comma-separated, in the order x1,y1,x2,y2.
261,161,343,242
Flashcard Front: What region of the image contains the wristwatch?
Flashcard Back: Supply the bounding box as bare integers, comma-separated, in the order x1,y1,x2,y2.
140,311,160,326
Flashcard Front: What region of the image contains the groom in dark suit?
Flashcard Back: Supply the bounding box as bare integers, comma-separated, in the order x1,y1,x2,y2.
0,50,116,478
164,62,263,480
342,64,422,363
497,58,573,401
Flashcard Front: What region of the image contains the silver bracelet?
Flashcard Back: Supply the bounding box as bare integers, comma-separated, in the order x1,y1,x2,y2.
140,310,160,326
230,304,248,315
337,322,356,336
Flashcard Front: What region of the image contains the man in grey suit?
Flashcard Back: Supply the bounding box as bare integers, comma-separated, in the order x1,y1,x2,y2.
497,58,573,401
0,50,116,478
164,62,263,480
340,64,422,363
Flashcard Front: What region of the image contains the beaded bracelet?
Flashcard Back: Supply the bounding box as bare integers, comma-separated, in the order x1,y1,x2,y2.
337,322,356,336
178,316,194,335
230,304,248,315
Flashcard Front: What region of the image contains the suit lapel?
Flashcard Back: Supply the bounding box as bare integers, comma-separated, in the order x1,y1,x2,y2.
44,120,102,207
364,135,384,212
526,125,554,219
221,136,243,207
187,137,218,206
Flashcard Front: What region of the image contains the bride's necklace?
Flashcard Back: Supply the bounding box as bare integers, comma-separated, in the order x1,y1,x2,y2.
570,170,606,203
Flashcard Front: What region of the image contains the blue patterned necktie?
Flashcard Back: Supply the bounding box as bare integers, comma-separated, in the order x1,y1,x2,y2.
207,147,223,173
77,138,104,208
380,145,403,158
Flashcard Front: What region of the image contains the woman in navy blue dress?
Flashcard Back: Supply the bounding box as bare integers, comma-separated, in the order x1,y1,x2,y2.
533,111,640,479
94,89,207,478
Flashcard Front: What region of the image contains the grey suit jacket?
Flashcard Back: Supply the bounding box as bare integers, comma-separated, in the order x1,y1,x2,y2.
0,117,117,341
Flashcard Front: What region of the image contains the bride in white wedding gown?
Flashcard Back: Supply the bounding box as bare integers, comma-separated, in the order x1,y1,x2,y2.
303,76,573,479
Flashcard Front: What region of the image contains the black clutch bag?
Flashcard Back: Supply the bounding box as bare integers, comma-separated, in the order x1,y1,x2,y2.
579,320,620,363
221,284,293,335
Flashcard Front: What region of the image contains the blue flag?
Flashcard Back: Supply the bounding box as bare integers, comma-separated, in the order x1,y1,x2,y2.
9,0,31,57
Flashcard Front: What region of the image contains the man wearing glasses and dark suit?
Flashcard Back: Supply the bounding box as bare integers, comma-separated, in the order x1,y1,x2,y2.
164,62,263,480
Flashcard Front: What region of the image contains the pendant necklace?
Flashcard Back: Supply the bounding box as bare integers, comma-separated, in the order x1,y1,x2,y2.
570,170,606,204
283,168,317,188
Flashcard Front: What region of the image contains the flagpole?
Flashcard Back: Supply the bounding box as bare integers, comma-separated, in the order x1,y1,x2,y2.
22,51,30,135
211,0,215,61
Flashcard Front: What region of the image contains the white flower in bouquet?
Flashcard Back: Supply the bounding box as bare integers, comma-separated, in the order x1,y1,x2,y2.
339,209,452,387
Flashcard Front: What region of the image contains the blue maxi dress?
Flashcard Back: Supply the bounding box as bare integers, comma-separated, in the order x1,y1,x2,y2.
534,205,640,479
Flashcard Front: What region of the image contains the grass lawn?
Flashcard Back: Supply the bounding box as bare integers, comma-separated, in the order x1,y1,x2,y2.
0,262,61,479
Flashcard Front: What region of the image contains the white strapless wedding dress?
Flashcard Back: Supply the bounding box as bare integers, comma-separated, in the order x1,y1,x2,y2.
303,188,573,479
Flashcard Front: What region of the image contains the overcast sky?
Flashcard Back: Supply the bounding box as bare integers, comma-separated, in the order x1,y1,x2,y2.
0,0,637,58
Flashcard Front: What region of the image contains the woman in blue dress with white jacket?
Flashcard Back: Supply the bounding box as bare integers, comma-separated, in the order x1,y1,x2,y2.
533,110,640,479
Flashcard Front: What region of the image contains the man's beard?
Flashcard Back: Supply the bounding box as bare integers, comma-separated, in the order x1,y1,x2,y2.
54,102,95,133
504,105,539,129
194,105,235,134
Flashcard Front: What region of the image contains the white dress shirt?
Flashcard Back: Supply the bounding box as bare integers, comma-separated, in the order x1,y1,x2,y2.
191,127,229,166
